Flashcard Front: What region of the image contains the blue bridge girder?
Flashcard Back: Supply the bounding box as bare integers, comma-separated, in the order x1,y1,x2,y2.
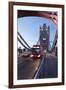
18,31,31,49
51,30,58,52
17,37,30,50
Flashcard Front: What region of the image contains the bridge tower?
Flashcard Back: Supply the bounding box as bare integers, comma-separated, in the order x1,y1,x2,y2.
40,24,50,51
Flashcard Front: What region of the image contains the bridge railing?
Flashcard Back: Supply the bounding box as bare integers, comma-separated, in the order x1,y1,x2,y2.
34,57,45,79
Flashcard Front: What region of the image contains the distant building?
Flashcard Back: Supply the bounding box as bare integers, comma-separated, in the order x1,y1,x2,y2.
40,24,50,50
18,47,22,55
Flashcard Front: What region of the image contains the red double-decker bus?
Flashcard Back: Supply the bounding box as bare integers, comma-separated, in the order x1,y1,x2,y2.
30,45,42,58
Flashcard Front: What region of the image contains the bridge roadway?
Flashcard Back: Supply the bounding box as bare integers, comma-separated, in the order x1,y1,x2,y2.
18,55,41,80
17,53,58,80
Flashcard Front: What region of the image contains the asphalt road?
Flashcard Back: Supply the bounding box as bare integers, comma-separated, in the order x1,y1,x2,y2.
17,56,41,80
17,54,58,80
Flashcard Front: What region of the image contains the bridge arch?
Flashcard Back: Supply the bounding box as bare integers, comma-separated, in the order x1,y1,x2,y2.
18,10,57,26
18,10,58,52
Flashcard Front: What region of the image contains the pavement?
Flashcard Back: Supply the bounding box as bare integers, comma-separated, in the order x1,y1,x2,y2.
42,55,58,78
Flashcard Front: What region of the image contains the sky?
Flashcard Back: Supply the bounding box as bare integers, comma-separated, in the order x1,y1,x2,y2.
17,16,57,49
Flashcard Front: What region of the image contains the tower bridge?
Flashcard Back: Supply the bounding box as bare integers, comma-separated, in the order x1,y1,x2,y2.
17,11,58,80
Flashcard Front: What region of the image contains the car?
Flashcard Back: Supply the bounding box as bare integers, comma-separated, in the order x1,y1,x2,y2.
22,52,30,57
